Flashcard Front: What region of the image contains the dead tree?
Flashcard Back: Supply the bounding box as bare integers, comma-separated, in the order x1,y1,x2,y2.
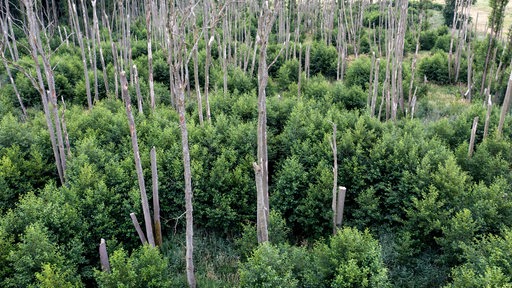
468,116,479,157
483,93,492,138
330,123,338,234
133,65,144,114
22,0,67,184
105,13,120,98
166,1,197,285
146,0,156,111
254,0,280,244
121,71,155,247
0,41,27,119
92,0,110,96
151,147,163,246
69,0,93,109
130,212,148,244
99,239,111,272
497,64,512,136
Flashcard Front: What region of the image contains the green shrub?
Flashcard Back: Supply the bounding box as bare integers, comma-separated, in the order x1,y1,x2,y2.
419,52,450,84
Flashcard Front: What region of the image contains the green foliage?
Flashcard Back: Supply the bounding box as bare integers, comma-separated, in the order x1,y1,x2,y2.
419,51,450,84
239,243,299,288
446,228,512,287
309,42,338,79
344,56,371,89
94,245,172,288
332,82,367,110
236,210,290,260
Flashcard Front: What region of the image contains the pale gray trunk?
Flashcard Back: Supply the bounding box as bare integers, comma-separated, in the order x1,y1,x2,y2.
130,212,148,244
468,116,479,157
133,65,144,114
121,71,155,247
92,0,110,95
70,2,92,109
336,186,346,227
331,123,338,234
497,65,512,136
99,239,110,272
146,0,155,111
151,147,162,246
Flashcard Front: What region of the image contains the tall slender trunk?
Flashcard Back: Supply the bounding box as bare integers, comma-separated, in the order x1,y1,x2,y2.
146,0,156,111
498,64,512,136
151,147,162,246
92,0,110,96
120,71,155,247
255,0,280,244
70,1,93,109
23,0,65,184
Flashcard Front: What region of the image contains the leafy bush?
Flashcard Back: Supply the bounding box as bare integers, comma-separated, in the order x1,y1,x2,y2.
419,52,450,84
95,245,172,288
239,243,299,288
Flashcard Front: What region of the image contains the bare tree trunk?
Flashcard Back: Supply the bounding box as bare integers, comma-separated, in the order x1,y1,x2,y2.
70,1,93,109
99,239,110,272
298,43,302,99
92,0,110,95
371,58,380,117
468,116,479,157
23,0,65,184
336,186,346,227
121,71,155,247
146,0,156,111
255,0,280,244
151,147,162,247
330,123,337,234
498,66,512,136
167,1,197,285
0,51,27,119
57,97,71,160
130,212,148,244
133,65,144,114
105,13,120,98
193,44,203,125
203,0,213,123
483,93,492,138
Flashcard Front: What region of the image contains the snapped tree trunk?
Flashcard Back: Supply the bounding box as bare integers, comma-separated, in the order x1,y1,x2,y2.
121,71,155,247
99,239,110,272
130,212,148,244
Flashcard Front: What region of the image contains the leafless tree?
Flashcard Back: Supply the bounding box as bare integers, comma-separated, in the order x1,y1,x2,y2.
121,71,155,247
254,0,280,244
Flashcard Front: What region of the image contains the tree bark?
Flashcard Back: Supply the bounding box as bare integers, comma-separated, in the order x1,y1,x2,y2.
99,239,110,272
336,186,346,227
130,212,148,244
92,0,110,96
151,147,163,247
483,93,492,138
331,123,338,235
255,0,280,244
468,116,479,157
133,65,144,114
498,66,512,136
121,71,155,247
146,0,156,111
70,1,93,109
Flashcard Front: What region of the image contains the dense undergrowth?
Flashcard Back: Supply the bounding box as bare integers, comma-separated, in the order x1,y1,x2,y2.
1,0,512,287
